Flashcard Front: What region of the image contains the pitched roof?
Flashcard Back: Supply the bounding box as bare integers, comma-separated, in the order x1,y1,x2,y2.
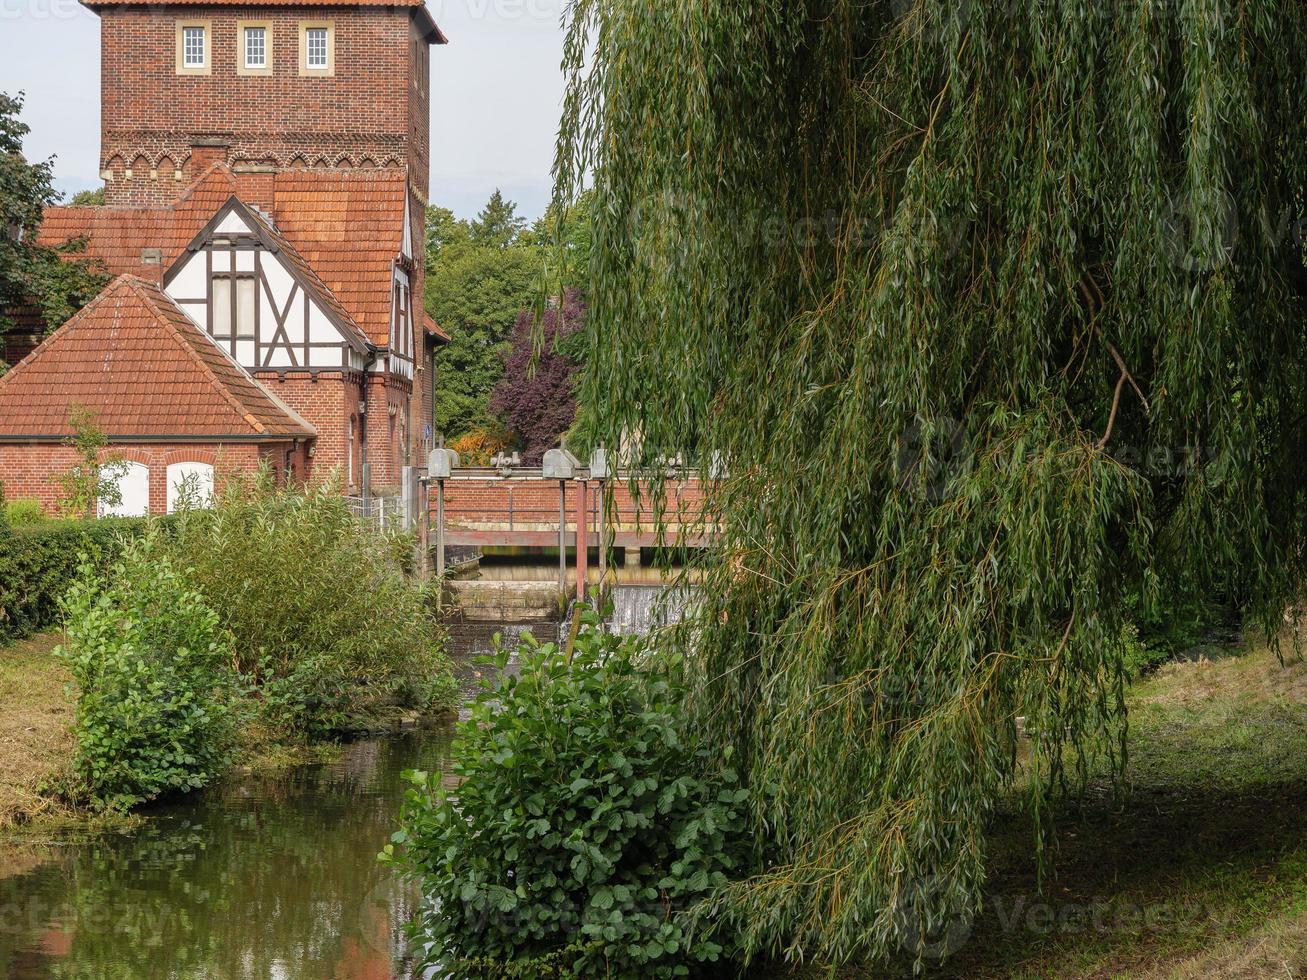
424,313,450,344
270,170,411,347
174,195,372,352
78,0,449,43
0,276,315,442
40,165,415,349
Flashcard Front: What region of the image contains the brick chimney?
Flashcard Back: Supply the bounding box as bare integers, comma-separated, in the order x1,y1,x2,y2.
189,138,230,172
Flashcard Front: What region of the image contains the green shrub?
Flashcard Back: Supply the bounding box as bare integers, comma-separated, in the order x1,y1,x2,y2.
59,531,238,809
0,516,152,644
4,499,48,527
388,611,747,979
168,468,456,736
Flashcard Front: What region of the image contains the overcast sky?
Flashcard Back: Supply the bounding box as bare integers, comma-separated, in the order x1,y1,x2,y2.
0,0,569,220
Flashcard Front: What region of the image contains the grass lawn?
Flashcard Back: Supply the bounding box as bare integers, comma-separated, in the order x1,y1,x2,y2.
0,632,76,832
802,638,1307,979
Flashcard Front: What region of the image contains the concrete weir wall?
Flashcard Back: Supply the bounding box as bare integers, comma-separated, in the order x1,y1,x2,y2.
446,580,565,622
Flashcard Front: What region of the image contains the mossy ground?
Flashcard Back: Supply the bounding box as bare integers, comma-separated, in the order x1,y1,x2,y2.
781,635,1307,979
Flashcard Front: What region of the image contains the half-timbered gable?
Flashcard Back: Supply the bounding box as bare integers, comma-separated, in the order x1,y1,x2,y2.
164,197,372,373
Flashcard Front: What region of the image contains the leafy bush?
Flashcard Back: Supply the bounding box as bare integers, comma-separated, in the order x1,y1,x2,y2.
388,611,747,978
0,516,152,644
168,468,456,737
59,531,238,809
4,498,47,527
449,426,512,466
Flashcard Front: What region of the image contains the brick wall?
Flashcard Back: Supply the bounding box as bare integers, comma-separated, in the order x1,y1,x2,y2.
98,4,426,206
255,371,361,490
435,478,710,531
0,442,276,515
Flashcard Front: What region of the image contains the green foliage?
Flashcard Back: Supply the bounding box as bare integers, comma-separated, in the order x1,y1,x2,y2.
0,92,109,342
470,189,528,248
55,405,125,519
167,467,456,737
3,498,45,527
388,612,747,978
0,515,151,644
523,188,596,293
557,0,1307,968
424,189,598,439
58,531,238,809
425,222,543,436
68,187,105,206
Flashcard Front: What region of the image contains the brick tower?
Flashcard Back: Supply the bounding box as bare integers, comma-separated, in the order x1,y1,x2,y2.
89,0,444,208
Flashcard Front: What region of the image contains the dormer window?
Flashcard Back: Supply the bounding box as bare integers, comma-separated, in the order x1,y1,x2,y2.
299,23,334,76
175,21,211,75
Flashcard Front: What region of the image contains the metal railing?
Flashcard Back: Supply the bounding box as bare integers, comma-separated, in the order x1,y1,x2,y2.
345,495,407,530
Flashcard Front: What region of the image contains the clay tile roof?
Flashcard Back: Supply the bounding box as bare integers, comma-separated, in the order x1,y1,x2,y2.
424,313,450,344
270,169,411,347
0,276,315,442
40,165,418,351
39,163,243,280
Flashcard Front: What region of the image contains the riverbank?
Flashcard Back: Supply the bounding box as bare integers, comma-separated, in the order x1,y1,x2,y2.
0,633,77,833
0,631,453,838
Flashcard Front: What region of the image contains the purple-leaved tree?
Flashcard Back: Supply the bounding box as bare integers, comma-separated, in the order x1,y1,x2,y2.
489,289,586,463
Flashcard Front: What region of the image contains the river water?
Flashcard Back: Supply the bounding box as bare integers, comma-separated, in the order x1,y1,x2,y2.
0,619,565,980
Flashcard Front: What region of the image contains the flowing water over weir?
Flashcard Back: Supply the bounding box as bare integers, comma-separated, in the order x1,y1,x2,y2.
0,587,681,978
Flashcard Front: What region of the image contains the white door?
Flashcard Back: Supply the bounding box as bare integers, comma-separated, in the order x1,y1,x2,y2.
167,461,214,512
98,461,150,517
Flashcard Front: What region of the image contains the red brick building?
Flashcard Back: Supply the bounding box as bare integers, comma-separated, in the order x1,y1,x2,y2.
0,0,448,512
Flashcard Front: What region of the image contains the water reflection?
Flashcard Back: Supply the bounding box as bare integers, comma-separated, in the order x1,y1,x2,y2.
0,609,672,979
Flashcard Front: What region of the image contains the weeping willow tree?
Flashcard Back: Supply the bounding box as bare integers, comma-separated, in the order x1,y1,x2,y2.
556,0,1307,967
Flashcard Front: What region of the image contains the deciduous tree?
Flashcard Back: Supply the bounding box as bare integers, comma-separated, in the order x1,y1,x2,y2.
0,92,108,373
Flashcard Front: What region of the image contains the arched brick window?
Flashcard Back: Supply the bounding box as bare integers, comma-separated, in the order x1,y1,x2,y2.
166,461,214,512
99,461,150,517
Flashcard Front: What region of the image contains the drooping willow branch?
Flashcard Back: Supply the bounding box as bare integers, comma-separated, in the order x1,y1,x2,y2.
557,0,1307,968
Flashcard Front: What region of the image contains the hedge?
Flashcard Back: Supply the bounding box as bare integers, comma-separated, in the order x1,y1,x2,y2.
0,517,155,645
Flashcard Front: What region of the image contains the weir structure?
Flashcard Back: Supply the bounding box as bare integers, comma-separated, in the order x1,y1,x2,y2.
422,449,712,602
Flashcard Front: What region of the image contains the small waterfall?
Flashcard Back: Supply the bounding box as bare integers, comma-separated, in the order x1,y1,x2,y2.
606,585,691,636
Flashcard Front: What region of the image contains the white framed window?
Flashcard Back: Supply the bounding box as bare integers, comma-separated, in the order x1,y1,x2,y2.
167,462,214,513
176,22,210,74
306,28,327,67
212,273,257,340
244,27,266,68
299,22,334,75
184,26,206,67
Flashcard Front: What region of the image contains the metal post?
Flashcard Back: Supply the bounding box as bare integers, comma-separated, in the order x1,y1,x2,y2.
575,479,588,602
597,480,607,582
558,480,567,595
436,478,446,579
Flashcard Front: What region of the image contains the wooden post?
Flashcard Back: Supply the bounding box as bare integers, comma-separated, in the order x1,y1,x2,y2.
575,478,588,602
558,479,567,595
